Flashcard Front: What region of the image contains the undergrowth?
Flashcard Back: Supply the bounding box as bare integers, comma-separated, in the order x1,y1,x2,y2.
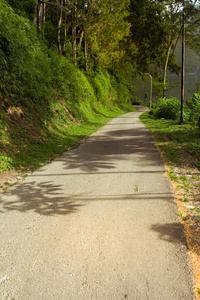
140,113,200,168
0,99,133,172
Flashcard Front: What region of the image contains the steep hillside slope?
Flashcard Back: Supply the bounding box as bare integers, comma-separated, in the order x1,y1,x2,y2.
0,1,135,175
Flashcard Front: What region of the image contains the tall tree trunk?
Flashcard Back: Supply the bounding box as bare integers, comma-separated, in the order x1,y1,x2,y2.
58,0,63,56
33,5,37,25
163,36,172,99
37,0,43,31
63,16,68,51
42,0,47,34
78,31,84,49
72,26,76,63
84,35,88,72
180,11,185,124
72,3,77,64
198,116,200,137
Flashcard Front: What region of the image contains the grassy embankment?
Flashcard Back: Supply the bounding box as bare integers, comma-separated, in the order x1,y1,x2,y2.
0,97,134,174
0,0,135,175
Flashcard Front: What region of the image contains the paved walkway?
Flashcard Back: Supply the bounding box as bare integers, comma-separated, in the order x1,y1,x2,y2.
0,106,194,299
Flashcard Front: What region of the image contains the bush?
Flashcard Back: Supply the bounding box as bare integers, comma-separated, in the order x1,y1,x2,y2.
186,93,200,122
153,97,181,120
151,97,191,121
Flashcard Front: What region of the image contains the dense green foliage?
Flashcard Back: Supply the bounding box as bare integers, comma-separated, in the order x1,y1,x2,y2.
150,97,183,120
0,0,136,172
186,93,200,122
128,0,167,73
0,0,134,107
0,1,51,104
149,95,200,124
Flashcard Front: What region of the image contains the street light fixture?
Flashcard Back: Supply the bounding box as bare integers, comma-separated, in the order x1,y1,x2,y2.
144,73,152,109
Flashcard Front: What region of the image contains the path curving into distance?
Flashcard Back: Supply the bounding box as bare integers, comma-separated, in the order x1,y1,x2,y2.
0,106,194,299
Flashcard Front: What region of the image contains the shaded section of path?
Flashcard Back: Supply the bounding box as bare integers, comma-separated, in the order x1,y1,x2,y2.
0,106,194,299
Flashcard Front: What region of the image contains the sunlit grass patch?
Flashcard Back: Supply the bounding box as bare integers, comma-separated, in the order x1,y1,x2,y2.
140,112,200,167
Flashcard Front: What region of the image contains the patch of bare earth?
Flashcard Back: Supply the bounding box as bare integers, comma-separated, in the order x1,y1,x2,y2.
0,168,31,193
166,150,200,299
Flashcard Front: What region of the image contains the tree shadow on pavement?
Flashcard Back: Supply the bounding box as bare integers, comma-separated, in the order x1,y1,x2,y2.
0,181,83,216
150,222,200,260
0,109,166,216
53,126,164,173
150,222,188,247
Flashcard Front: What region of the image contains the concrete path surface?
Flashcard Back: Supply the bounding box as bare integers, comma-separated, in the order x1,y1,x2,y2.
0,106,194,299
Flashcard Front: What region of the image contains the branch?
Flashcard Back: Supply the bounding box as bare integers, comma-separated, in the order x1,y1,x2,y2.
39,0,69,12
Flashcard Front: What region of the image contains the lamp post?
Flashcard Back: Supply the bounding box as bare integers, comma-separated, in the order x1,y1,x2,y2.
144,73,152,109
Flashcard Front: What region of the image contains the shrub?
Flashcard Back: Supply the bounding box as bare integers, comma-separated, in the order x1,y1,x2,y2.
151,97,191,121
153,97,181,120
186,93,200,122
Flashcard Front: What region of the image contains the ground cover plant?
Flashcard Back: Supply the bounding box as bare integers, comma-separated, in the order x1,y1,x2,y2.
141,114,200,167
0,99,134,174
146,97,200,167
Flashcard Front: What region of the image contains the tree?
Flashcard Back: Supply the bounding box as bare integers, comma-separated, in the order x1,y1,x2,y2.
128,0,167,73
161,0,183,98
160,0,199,98
128,0,200,98
86,0,131,68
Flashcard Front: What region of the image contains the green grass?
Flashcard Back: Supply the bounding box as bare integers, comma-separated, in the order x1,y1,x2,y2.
0,101,134,173
140,112,200,168
197,286,200,295
167,168,179,182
